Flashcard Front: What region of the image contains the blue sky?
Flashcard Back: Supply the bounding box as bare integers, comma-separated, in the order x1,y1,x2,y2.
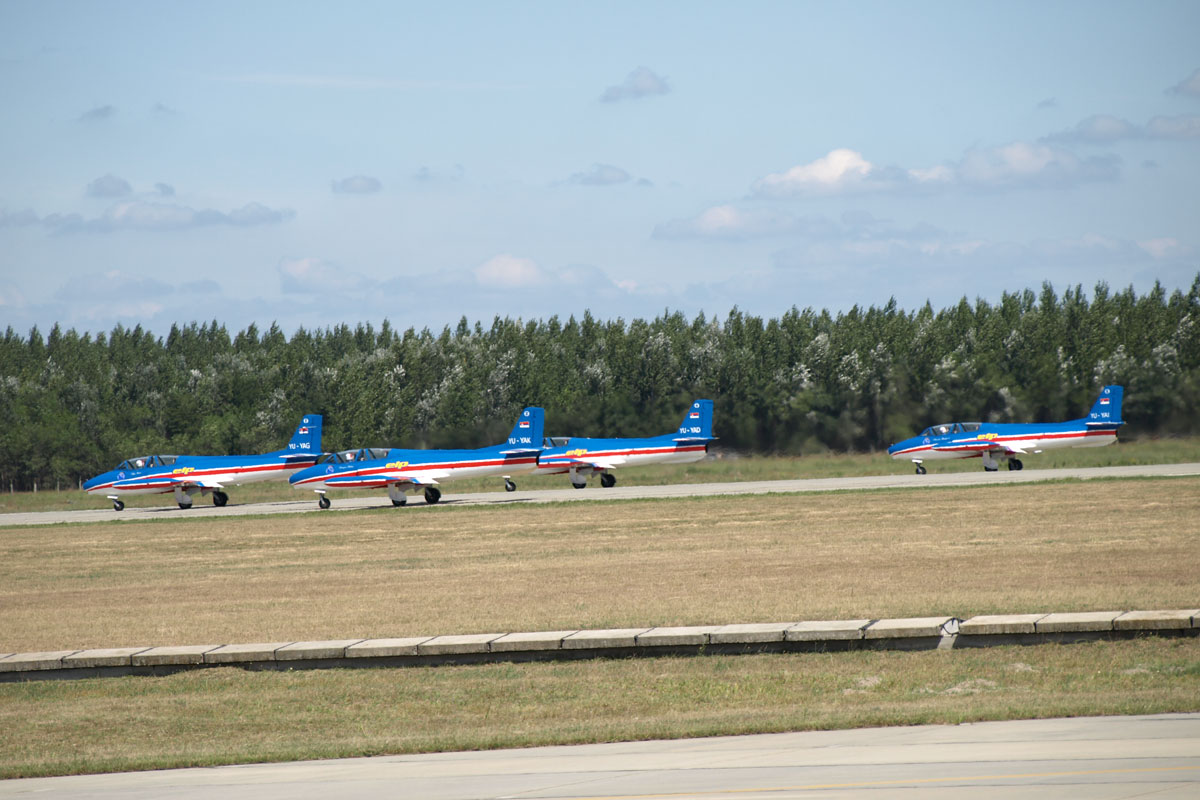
2,1,1198,336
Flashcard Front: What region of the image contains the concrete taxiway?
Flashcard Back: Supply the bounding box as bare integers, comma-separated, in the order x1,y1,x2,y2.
3,462,1198,527
2,714,1197,799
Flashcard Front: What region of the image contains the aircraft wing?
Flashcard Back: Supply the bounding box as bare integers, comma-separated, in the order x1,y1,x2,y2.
548,457,622,471
111,475,225,492
997,442,1034,455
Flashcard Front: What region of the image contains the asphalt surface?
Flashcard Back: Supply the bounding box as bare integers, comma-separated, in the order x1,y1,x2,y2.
4,462,1199,527
2,714,1197,799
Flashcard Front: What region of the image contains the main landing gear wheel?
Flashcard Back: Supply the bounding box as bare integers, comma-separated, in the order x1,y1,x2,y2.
212,490,229,507
392,497,407,507
424,487,442,504
1008,458,1023,471
571,482,587,490
600,473,616,488
112,499,125,511
177,500,193,510
915,464,927,475
318,495,331,510
504,479,516,492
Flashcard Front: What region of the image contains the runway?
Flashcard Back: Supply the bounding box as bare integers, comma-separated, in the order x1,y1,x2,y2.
4,462,1199,526
2,714,1196,799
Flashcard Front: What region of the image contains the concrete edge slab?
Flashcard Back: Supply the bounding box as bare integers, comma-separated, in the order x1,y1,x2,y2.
959,614,1048,636
133,645,221,666
490,631,579,653
1035,611,1123,633
563,628,652,649
62,647,153,668
418,634,504,656
346,638,433,658
785,620,872,642
637,626,721,647
865,617,956,639
709,623,793,644
0,650,81,672
1114,609,1200,631
204,642,293,664
276,640,366,661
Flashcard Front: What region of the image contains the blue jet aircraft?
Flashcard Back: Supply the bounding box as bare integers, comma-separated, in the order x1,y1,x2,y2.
537,399,716,488
888,386,1123,473
290,407,545,508
83,415,323,510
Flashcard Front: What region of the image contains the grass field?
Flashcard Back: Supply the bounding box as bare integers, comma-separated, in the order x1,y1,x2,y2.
2,639,1196,779
1,474,1197,778
3,435,1198,514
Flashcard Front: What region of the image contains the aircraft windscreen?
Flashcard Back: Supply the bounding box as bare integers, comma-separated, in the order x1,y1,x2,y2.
545,437,571,447
358,448,390,460
930,424,956,436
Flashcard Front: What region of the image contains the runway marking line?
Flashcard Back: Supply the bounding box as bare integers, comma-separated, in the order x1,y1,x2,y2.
539,764,1200,799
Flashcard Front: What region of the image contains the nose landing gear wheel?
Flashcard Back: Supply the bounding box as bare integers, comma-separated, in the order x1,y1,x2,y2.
504,479,516,492
318,495,331,509
915,464,927,475
212,491,229,507
424,487,442,504
600,473,616,488
113,499,125,511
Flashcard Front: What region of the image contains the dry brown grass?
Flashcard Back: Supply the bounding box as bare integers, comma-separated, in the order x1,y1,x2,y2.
1,477,1197,652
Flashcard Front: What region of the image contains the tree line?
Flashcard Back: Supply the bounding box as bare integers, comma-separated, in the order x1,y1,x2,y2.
2,277,1197,491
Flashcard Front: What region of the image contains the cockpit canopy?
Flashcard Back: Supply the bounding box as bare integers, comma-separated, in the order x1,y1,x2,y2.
316,448,391,464
543,437,572,447
117,455,179,470
920,422,982,436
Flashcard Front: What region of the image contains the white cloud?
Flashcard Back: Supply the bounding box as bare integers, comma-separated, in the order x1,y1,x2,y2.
600,66,670,103
1046,113,1200,143
331,175,383,194
1167,68,1200,97
1144,115,1200,139
78,105,115,123
278,257,368,293
753,148,875,196
752,142,1118,198
475,254,545,288
1044,114,1140,144
567,163,632,186
86,174,133,198
27,201,295,233
1138,237,1184,259
955,142,1120,189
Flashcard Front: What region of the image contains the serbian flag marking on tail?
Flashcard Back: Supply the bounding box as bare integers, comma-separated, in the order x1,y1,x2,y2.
689,412,700,419
1099,398,1110,405
519,421,530,428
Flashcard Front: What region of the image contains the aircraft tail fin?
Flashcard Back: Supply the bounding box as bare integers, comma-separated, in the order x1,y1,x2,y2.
285,414,323,453
674,399,715,441
504,407,545,450
1085,385,1123,427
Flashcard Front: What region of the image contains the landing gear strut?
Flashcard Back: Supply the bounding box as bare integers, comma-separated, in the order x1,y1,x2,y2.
600,473,616,488
424,487,442,504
